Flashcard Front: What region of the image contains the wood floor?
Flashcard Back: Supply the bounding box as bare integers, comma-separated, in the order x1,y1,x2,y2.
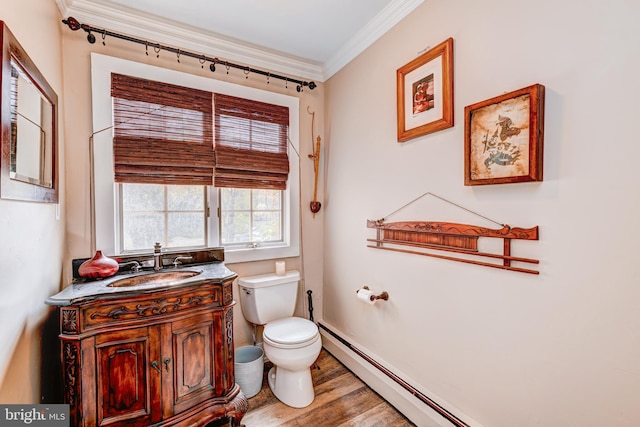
239,349,415,427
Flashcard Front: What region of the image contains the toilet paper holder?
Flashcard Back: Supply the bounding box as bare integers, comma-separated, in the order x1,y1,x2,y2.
356,286,389,302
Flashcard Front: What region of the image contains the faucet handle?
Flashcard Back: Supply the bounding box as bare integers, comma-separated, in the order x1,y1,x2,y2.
154,242,162,253
172,255,193,268
119,260,142,273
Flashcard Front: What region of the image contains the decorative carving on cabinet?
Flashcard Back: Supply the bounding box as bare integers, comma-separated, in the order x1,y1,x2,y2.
88,289,220,322
225,308,233,361
228,391,249,418
63,342,79,408
61,309,78,334
224,307,235,392
223,281,233,305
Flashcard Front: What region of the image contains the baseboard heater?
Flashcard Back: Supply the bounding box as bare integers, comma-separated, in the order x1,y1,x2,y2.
318,323,469,427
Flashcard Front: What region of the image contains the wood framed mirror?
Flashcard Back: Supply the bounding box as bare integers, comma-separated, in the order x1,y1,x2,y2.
1,21,58,203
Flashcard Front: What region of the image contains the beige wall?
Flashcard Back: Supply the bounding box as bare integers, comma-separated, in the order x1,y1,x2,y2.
323,0,640,426
0,1,66,401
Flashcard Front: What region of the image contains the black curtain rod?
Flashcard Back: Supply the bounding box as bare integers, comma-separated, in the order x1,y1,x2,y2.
62,16,317,92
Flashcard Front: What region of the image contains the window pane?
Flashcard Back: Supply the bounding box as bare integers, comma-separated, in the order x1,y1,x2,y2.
167,212,205,247
219,187,283,247
121,183,206,252
221,188,250,210
122,183,164,211
253,189,280,210
253,211,281,241
167,185,204,210
221,212,250,244
123,213,164,251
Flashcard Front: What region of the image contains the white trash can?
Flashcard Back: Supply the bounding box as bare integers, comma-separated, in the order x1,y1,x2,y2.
234,346,264,398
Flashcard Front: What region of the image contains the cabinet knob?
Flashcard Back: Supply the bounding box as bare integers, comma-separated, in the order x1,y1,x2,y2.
151,360,161,373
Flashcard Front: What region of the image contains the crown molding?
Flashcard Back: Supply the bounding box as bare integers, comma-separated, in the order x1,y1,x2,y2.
57,0,324,81
322,0,424,80
57,0,423,83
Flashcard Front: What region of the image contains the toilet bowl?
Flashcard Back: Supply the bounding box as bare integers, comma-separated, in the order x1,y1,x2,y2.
238,271,322,408
262,317,322,408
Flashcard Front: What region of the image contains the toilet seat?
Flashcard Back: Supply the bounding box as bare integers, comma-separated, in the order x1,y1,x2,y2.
263,317,319,349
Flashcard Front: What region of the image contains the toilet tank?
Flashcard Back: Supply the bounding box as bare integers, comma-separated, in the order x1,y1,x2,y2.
238,270,300,325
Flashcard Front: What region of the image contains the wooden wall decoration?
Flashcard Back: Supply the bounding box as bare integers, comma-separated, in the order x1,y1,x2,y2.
366,193,540,275
464,84,545,185
307,107,322,217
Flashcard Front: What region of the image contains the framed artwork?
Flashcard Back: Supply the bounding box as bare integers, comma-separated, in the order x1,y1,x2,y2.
397,38,454,142
464,84,545,186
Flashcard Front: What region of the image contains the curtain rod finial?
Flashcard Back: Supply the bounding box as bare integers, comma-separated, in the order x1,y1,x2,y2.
63,16,82,31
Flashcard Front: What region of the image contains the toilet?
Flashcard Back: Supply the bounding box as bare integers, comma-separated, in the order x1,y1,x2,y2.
238,270,321,408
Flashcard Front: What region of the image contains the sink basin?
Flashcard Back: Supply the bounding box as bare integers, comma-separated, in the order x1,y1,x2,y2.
108,270,202,287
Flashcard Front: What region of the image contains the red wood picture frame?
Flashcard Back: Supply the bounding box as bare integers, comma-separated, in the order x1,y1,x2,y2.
464,84,544,185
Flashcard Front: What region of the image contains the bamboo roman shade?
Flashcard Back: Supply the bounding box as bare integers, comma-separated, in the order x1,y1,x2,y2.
111,73,214,185
214,93,290,190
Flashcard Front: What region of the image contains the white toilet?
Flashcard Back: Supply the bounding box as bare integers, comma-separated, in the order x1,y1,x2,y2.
238,270,321,408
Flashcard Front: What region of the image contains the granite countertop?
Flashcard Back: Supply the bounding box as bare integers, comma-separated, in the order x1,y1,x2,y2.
46,261,237,306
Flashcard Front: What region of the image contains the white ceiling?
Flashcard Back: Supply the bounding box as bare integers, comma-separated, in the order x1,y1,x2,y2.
56,0,424,82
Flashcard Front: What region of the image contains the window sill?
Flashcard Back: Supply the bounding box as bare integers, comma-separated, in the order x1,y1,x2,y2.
223,244,299,264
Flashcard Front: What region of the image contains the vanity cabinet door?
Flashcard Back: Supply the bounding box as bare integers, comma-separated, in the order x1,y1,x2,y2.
168,312,217,415
95,326,162,426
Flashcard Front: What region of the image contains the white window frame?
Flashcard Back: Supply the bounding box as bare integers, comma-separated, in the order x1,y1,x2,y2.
90,53,300,263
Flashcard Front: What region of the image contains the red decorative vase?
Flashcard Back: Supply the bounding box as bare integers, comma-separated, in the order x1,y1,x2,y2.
79,250,119,279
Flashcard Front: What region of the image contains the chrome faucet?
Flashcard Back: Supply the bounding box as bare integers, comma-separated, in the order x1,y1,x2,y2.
172,255,193,268
154,242,163,270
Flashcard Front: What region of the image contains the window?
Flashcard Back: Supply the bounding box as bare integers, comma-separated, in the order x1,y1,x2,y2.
118,184,288,254
91,54,300,263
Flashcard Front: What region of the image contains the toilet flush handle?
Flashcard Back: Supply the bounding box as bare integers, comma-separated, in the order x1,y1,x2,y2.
242,287,252,295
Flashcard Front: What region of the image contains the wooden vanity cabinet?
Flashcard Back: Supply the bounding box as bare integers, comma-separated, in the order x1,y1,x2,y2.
57,277,247,427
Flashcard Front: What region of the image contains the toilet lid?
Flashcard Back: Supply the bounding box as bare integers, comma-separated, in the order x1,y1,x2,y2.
263,317,318,346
